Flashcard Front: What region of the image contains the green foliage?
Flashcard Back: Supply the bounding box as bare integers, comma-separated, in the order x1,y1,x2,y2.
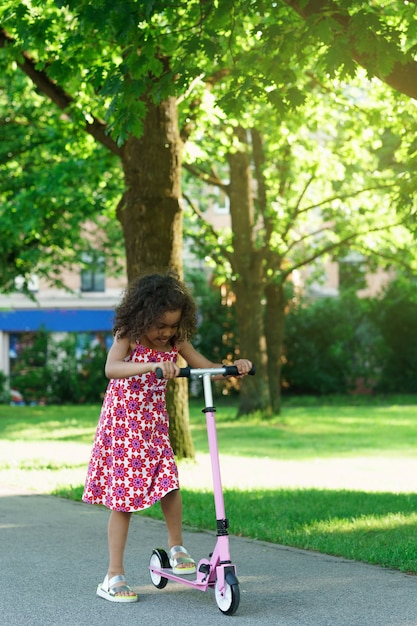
2,0,417,290
45,336,81,404
186,267,237,363
183,53,417,295
9,332,108,404
278,0,417,86
371,276,417,393
1,0,251,141
283,280,417,396
45,334,108,404
185,268,243,397
0,370,9,403
282,294,379,395
10,329,50,403
0,66,124,292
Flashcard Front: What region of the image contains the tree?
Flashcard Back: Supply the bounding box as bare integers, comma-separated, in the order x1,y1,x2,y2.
0,1,305,425
183,66,417,413
2,0,305,441
0,0,227,456
2,0,417,422
0,21,184,276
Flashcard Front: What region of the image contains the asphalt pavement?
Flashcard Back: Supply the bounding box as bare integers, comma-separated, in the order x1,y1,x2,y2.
1,491,417,625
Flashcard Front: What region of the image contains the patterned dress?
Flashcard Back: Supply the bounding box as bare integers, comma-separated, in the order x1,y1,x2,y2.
82,343,179,512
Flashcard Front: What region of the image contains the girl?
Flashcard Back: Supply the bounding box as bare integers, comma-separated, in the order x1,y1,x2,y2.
82,271,252,603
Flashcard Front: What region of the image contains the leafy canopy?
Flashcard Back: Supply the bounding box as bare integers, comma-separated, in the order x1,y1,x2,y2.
1,0,417,292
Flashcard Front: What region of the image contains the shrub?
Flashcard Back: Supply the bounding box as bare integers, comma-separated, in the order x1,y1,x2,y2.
282,293,379,395
10,329,49,404
0,371,10,403
370,276,417,393
9,331,108,404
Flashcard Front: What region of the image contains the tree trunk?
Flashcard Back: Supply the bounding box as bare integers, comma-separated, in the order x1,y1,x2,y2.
117,98,184,279
233,276,271,415
264,281,287,414
228,127,271,415
117,97,194,459
166,356,195,458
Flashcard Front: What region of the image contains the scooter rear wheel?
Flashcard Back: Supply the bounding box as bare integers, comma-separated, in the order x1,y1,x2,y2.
149,549,169,589
215,579,240,615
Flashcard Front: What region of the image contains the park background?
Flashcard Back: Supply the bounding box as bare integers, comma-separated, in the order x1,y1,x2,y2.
1,0,417,574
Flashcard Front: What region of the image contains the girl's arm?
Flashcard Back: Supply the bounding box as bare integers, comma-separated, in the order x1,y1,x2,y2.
178,341,252,376
104,335,179,380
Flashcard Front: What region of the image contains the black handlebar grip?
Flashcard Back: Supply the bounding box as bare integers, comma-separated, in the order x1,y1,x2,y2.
177,366,192,378
222,364,256,377
155,366,191,379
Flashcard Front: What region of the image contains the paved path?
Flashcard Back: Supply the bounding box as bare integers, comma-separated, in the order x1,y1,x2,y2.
1,492,417,625
2,441,417,625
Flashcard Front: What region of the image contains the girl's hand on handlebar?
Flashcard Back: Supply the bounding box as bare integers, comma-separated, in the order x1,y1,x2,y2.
153,361,180,379
233,359,253,376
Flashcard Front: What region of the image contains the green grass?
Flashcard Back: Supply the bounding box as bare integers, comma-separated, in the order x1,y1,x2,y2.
3,397,417,459
188,396,417,459
0,404,100,443
2,395,417,573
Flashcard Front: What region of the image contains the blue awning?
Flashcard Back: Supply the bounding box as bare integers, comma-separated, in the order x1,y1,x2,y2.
0,309,114,332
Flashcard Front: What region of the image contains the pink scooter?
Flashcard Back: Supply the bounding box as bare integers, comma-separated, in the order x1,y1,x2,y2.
149,365,255,615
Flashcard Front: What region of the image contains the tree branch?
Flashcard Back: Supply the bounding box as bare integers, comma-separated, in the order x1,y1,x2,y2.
285,224,335,254
281,172,316,243
0,28,121,156
182,192,233,266
183,161,229,191
296,182,397,215
285,217,408,276
283,0,417,101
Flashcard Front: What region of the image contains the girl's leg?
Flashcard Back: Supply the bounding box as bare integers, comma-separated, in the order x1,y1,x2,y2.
106,510,136,597
160,489,195,571
160,489,183,548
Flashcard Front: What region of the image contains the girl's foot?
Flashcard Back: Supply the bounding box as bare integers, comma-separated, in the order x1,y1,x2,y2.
168,545,196,575
96,573,138,603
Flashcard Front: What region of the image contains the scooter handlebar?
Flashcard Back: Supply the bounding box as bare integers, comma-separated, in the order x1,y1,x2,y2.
155,364,256,379
219,364,256,378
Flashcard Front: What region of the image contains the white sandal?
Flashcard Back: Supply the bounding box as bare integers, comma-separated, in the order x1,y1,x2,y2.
96,574,138,603
169,545,196,575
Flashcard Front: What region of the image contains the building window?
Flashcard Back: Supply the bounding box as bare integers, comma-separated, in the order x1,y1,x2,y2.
338,252,366,293
213,186,230,214
80,253,105,292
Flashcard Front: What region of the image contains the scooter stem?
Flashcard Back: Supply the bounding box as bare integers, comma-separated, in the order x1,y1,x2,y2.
202,373,227,527
202,372,214,407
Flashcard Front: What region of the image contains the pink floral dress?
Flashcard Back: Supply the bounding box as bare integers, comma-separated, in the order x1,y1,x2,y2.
82,344,179,512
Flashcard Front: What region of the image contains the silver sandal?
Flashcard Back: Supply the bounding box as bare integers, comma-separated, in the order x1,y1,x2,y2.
169,545,196,575
96,573,138,603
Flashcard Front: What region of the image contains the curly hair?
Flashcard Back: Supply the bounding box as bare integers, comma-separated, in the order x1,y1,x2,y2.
113,271,197,345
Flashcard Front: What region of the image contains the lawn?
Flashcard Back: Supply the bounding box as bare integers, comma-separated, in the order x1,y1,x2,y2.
4,395,417,458
1,395,417,573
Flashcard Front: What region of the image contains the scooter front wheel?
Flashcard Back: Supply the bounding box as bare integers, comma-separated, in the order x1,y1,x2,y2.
149,549,169,589
215,579,240,615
